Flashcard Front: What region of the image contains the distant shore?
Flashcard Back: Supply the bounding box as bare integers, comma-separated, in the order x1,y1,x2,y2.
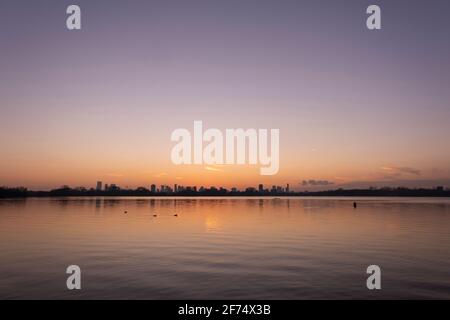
1,186,449,198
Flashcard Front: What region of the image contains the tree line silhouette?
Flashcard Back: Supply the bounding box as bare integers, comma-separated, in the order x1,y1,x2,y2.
1,186,449,198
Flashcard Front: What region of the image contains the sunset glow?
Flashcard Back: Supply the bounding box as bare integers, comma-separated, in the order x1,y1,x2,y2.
1,1,449,191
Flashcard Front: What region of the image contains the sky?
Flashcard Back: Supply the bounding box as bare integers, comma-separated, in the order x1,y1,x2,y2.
1,0,450,191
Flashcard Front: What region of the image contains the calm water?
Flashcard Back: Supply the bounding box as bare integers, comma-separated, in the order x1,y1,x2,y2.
0,197,449,300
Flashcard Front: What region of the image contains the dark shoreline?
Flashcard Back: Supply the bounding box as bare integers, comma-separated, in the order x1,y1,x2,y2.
1,187,450,198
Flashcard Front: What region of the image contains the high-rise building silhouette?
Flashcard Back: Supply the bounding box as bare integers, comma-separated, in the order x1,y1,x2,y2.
259,184,263,192
96,181,102,191
150,184,156,193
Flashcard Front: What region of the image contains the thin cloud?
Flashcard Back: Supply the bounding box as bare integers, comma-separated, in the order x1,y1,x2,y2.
381,166,421,176
154,172,168,178
205,166,223,172
301,180,334,186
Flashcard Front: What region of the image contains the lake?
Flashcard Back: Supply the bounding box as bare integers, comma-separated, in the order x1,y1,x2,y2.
0,197,449,299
